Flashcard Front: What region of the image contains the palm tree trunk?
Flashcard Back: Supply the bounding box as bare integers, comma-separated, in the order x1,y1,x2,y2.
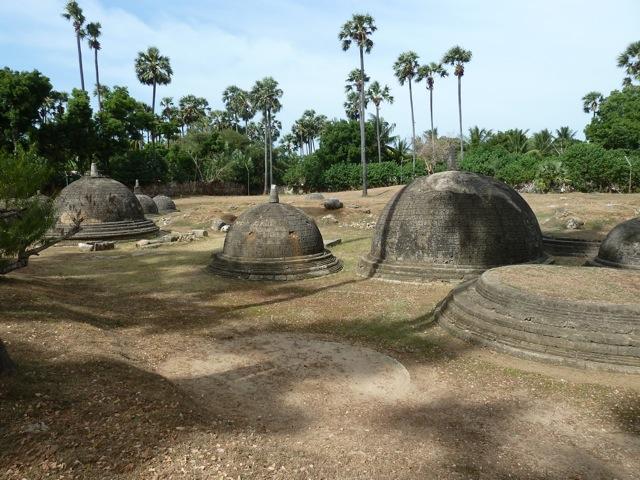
375,105,382,163
94,49,101,110
429,87,435,173
409,78,417,177
267,109,273,187
457,75,463,160
247,170,250,196
152,81,157,115
263,113,268,194
76,32,85,91
358,46,368,197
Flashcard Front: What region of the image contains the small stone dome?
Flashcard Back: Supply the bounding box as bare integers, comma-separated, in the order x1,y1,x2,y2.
358,171,550,282
210,190,342,280
591,217,640,269
136,194,159,215
153,195,176,212
54,167,158,240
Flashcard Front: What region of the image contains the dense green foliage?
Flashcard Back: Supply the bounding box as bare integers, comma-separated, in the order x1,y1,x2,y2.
585,86,640,150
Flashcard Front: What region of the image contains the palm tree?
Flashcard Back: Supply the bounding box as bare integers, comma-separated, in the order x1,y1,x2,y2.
530,129,554,156
339,13,376,197
553,126,576,154
504,128,529,154
582,91,603,117
222,86,246,131
86,22,102,110
442,45,472,159
344,91,366,120
416,62,448,163
250,77,283,193
135,46,173,115
393,51,419,176
179,95,209,132
617,41,640,86
62,1,86,91
468,126,493,147
366,81,394,163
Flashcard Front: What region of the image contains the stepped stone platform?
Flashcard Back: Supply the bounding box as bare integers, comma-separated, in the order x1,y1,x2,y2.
210,188,342,281
53,165,159,240
590,217,640,269
436,265,640,373
359,171,550,282
542,235,601,258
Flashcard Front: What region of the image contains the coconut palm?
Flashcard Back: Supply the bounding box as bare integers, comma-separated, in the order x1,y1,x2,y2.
135,46,173,115
416,62,448,163
393,51,420,176
468,126,493,147
250,77,283,193
553,126,576,154
617,41,640,86
86,22,102,109
366,81,394,163
530,129,554,156
339,13,376,197
582,91,603,117
504,128,529,154
61,1,86,91
442,46,472,159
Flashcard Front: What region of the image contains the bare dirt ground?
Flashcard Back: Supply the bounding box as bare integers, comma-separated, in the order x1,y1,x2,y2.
1,187,640,479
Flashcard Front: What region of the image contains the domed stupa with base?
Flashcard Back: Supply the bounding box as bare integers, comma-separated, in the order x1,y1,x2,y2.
209,186,342,280
153,195,177,213
53,163,159,240
590,217,640,269
358,171,550,282
133,180,159,215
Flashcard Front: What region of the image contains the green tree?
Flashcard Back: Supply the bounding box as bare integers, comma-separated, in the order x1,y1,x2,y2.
62,1,86,91
393,51,419,176
554,126,577,154
468,126,493,148
617,41,640,86
529,129,555,156
442,45,472,159
339,13,376,197
86,22,103,110
250,77,283,193
179,94,209,133
582,91,603,117
222,85,244,131
366,81,393,163
585,86,640,150
416,62,448,165
135,46,173,115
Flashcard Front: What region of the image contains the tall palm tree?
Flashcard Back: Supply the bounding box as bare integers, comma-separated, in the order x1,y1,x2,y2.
617,41,640,86
344,91,367,120
416,62,448,164
62,1,86,91
250,77,283,193
135,46,173,115
553,126,576,154
366,81,394,163
222,85,244,131
86,22,102,110
339,13,376,197
442,46,472,159
582,91,603,117
393,51,419,176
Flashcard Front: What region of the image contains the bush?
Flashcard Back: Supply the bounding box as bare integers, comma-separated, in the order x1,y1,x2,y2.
559,143,635,192
109,145,169,186
322,163,361,191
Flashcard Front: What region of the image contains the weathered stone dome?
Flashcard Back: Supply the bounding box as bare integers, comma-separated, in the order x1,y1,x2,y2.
54,170,158,240
153,195,176,212
358,171,550,282
210,191,342,280
136,194,159,215
591,217,640,269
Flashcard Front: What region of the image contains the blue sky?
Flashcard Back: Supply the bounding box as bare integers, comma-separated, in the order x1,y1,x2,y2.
0,0,638,140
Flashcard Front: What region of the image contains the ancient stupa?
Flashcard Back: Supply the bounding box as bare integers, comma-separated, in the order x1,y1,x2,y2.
53,163,159,240
590,217,640,269
358,171,550,282
153,195,177,213
133,180,159,215
209,186,342,280
436,264,640,372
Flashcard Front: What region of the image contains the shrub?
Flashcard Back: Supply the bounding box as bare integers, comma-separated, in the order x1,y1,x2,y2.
322,163,361,191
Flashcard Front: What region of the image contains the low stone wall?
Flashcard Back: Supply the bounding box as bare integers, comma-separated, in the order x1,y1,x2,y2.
136,180,245,197
542,235,601,258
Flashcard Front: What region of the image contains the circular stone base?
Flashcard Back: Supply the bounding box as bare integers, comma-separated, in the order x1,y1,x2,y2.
54,218,160,240
542,235,601,258
209,249,342,281
436,265,640,372
357,253,553,283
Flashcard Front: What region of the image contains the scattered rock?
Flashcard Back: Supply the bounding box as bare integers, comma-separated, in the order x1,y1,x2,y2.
305,193,325,200
77,241,115,252
221,224,231,232
349,204,361,209
221,213,237,224
566,217,585,230
22,422,49,433
191,229,208,238
136,239,151,248
324,198,343,210
324,238,342,247
228,205,239,211
362,208,371,214
321,214,339,224
211,218,226,231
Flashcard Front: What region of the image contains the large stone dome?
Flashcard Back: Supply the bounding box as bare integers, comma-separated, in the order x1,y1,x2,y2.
591,217,640,269
153,195,177,213
358,171,550,282
136,194,159,215
210,191,342,280
54,169,158,240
